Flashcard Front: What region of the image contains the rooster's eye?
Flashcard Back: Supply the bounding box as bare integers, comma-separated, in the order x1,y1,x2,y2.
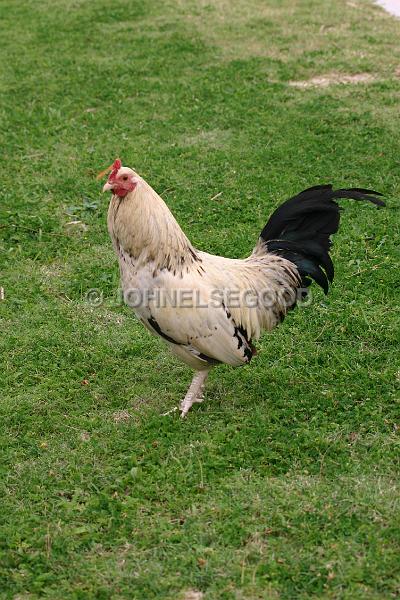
122,175,128,181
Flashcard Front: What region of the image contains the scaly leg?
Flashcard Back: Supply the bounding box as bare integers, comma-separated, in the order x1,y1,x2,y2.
180,370,209,417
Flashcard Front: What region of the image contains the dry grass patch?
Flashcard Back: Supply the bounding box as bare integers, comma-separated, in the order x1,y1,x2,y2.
288,72,377,88
179,128,232,149
112,409,132,423
40,263,64,279
181,590,204,600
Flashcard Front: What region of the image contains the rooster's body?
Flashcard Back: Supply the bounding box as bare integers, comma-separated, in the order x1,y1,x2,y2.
103,160,383,416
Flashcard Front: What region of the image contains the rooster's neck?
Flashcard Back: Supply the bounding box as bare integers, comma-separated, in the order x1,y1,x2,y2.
107,179,200,273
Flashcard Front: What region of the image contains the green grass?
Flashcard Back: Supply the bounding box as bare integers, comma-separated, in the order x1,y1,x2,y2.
1,0,400,598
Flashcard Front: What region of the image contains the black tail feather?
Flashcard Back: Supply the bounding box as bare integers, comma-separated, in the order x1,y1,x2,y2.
261,185,385,294
338,187,384,197
331,189,385,204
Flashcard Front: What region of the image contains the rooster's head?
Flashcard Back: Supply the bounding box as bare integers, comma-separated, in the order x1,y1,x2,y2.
101,159,139,198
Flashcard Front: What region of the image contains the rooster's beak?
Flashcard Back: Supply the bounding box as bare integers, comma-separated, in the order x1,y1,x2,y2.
102,181,114,192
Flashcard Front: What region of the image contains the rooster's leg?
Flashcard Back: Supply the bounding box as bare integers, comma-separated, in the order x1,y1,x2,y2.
180,370,209,417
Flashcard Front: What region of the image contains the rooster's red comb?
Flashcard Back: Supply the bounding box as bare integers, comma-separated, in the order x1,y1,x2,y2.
96,158,122,181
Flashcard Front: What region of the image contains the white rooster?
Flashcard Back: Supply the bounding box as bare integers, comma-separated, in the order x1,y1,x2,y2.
102,159,384,416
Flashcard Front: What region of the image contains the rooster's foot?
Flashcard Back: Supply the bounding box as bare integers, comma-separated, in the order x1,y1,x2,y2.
180,395,204,418
180,371,209,418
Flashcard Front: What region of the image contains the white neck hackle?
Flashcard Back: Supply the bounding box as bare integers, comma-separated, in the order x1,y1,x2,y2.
107,174,198,273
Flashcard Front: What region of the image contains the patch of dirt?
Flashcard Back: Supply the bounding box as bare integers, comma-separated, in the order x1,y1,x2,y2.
181,591,203,600
40,263,63,279
113,410,131,423
288,72,376,88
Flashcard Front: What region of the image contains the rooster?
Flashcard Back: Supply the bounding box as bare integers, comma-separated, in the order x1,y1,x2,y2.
102,159,384,416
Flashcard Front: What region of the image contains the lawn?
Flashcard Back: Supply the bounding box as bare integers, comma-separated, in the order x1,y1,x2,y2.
1,0,399,598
